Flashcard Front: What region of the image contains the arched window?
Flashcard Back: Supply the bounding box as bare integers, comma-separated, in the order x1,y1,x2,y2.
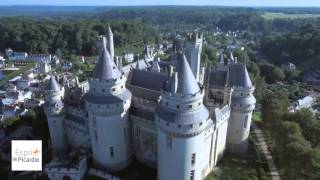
244,115,249,128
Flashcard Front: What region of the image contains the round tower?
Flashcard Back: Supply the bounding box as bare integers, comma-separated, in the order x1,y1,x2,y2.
226,63,256,154
155,54,214,180
85,36,132,171
43,76,66,157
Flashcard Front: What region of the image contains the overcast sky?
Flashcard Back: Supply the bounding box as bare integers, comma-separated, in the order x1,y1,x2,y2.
0,0,319,7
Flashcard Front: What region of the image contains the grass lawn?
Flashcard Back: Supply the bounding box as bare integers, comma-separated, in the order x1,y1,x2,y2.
206,155,261,180
252,112,262,123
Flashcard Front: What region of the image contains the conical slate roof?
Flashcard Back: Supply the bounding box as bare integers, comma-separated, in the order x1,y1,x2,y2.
46,76,60,91
175,54,200,95
228,63,252,88
219,53,224,64
93,37,121,80
107,26,113,36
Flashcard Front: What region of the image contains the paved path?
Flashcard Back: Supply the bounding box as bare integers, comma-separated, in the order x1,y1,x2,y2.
251,123,281,180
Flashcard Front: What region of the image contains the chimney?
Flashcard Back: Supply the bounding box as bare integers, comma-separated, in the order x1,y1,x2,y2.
168,65,174,77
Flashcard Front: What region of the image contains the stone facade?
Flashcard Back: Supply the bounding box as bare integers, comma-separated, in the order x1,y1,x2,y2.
43,29,255,180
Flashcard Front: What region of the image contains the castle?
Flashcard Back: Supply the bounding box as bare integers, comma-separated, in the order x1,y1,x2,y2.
43,28,256,180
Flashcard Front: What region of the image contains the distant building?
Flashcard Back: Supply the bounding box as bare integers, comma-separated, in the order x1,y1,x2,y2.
123,52,135,63
52,55,60,65
61,62,72,71
281,62,296,71
28,54,51,63
302,70,320,85
8,52,28,61
293,96,315,112
0,57,5,68
38,61,51,74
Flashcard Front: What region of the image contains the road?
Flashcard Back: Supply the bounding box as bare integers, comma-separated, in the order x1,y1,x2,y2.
252,123,281,180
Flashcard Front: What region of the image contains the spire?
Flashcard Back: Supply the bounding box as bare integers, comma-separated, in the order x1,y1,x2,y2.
107,26,114,59
219,53,224,64
151,57,161,72
46,75,60,91
75,76,80,87
228,63,253,88
229,51,235,62
135,60,142,70
107,25,113,36
93,36,121,80
175,54,200,95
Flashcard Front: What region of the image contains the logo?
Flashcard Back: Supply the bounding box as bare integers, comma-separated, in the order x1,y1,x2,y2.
11,140,42,171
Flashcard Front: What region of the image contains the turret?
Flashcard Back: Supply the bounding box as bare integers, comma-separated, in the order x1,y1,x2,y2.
155,53,214,180
151,57,161,72
43,76,66,157
226,63,256,154
107,26,114,60
184,33,203,82
85,36,132,171
217,52,226,71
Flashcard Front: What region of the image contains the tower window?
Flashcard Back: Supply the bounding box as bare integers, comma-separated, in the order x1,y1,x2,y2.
112,88,116,92
191,153,196,165
190,170,195,180
188,105,192,109
176,105,180,109
244,115,249,128
102,89,105,92
109,146,114,157
135,126,140,137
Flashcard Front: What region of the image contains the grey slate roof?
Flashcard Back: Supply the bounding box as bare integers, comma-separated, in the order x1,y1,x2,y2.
107,26,113,36
228,63,252,88
93,38,120,80
130,69,169,92
209,71,227,88
128,85,161,102
175,54,200,95
46,76,60,91
155,105,209,124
